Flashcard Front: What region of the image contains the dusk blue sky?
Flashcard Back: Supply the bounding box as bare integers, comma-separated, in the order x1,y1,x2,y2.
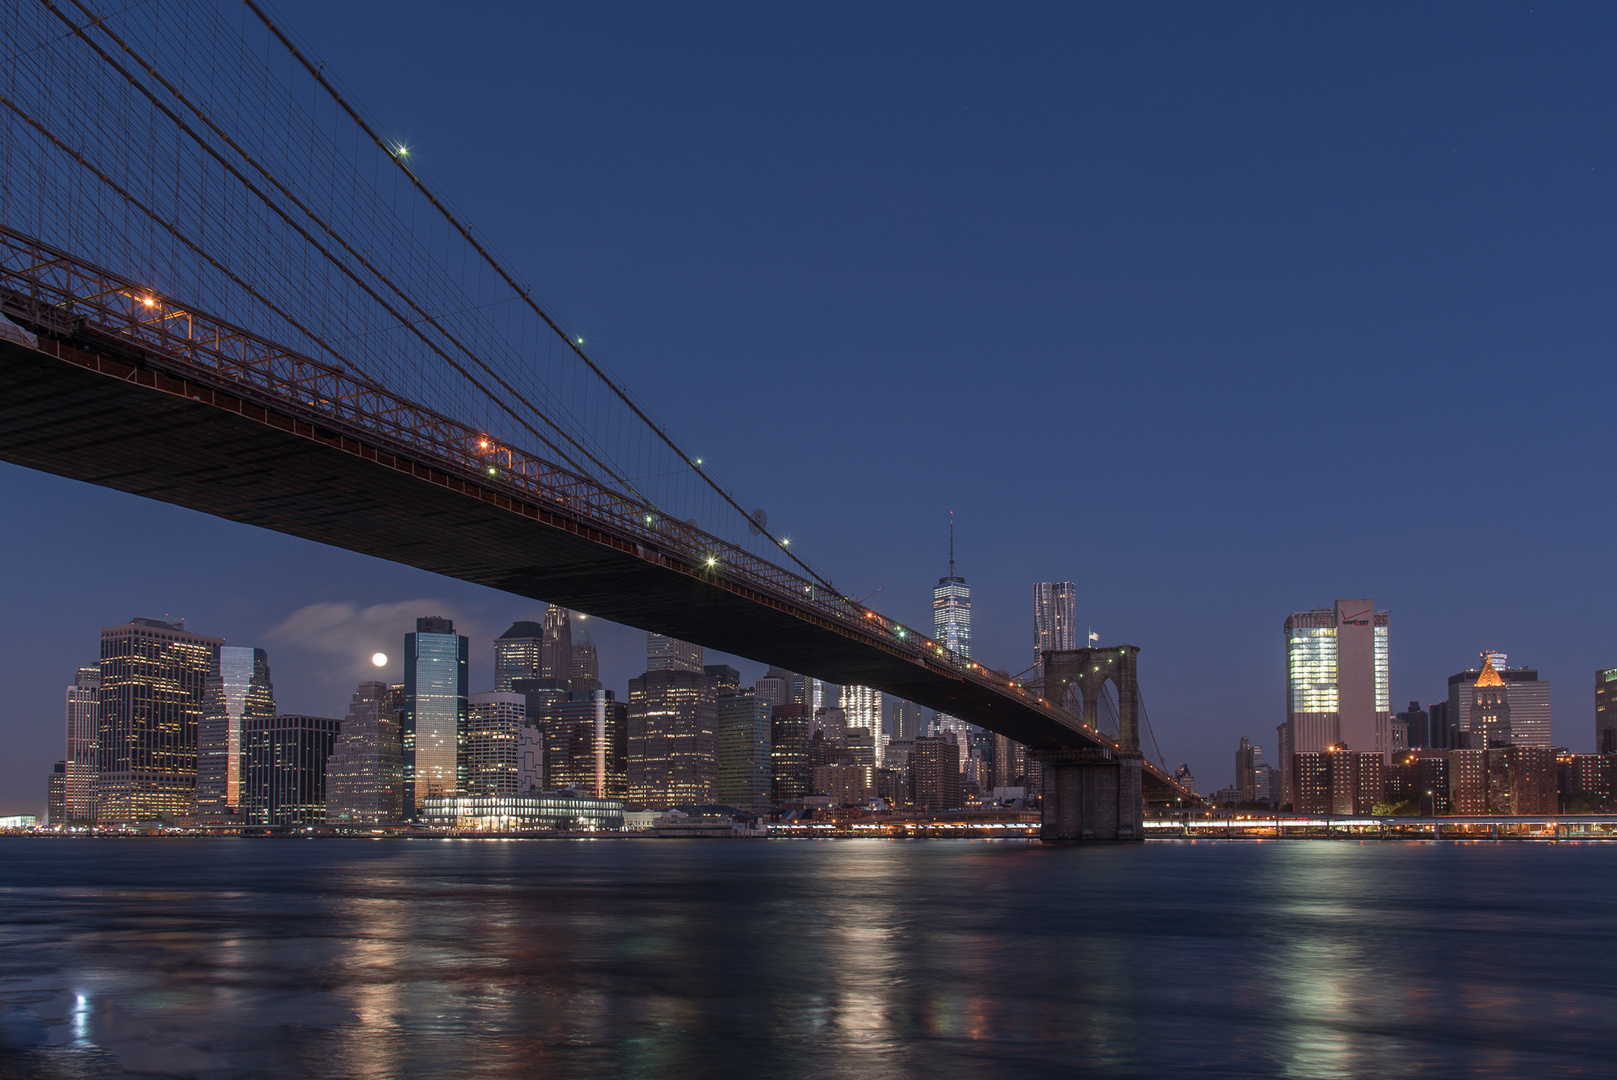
4,2,1616,815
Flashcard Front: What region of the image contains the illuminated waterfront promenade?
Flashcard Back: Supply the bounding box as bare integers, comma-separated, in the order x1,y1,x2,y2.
18,811,1617,841
1152,814,1617,840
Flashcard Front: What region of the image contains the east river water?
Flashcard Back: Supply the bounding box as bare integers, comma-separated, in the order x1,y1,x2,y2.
0,837,1613,1078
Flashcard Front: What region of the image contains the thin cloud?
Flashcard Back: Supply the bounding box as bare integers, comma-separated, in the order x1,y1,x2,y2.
264,600,485,690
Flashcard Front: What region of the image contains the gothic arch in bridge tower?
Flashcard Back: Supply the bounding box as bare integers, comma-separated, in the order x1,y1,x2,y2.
1040,645,1141,753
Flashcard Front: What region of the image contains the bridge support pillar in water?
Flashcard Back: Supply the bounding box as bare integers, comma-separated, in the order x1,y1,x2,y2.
1037,750,1143,843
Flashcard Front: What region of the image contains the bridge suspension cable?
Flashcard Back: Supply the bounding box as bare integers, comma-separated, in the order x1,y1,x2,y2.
0,0,1194,800
237,0,839,596
0,0,843,594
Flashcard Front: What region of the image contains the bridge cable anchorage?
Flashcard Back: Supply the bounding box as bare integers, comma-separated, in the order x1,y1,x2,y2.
240,0,847,600
49,0,632,496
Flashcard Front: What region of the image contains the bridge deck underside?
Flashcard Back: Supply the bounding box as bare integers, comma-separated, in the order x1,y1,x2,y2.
0,337,1180,789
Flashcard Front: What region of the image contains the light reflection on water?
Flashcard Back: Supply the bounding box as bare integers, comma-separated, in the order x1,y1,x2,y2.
0,838,1614,1078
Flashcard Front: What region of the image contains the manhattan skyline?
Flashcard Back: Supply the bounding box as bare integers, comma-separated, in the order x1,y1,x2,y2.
4,2,1617,813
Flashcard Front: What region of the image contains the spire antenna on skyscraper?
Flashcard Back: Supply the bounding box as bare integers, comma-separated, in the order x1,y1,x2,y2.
949,510,955,581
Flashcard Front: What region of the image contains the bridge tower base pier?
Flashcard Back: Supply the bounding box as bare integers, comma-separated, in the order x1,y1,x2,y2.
1038,751,1143,843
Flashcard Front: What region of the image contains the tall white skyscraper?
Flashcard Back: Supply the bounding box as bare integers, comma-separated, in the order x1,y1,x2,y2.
932,516,972,769
1278,599,1390,807
934,563,971,659
63,665,99,823
1033,582,1078,666
647,633,704,673
841,685,885,764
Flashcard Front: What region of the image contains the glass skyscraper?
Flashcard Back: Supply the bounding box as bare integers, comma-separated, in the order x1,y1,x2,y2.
932,524,972,764
195,646,276,824
934,577,971,659
403,616,468,818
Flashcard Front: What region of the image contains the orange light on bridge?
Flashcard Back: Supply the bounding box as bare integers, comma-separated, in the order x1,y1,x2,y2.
141,297,155,307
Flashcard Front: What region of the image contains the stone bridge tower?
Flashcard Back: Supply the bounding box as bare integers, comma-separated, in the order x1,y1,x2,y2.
1041,645,1141,752
1036,644,1144,842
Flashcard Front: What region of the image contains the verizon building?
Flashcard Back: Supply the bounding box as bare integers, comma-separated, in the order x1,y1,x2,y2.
1278,600,1390,808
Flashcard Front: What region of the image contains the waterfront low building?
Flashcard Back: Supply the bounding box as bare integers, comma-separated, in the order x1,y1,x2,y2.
416,792,624,831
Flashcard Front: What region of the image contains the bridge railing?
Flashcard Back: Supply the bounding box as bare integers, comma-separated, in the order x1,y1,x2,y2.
0,225,1186,787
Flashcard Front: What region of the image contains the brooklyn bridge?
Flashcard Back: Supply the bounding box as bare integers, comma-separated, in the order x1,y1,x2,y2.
0,0,1196,838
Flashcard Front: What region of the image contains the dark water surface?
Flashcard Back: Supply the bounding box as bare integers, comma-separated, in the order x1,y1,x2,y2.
0,838,1613,1078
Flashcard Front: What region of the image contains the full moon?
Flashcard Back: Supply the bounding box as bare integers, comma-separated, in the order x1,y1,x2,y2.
371,652,388,667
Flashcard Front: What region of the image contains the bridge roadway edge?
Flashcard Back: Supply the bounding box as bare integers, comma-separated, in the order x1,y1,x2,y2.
0,334,1159,761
